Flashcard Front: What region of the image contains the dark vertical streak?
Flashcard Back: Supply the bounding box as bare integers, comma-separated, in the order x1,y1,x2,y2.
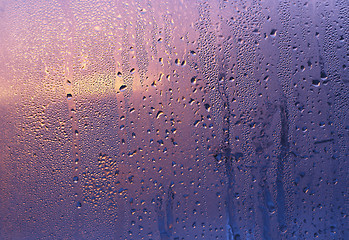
224,147,240,240
258,187,272,240
259,205,272,240
276,1,295,236
196,3,237,237
218,69,240,240
276,98,289,233
156,196,170,240
259,165,274,240
155,185,174,240
224,104,240,239
166,186,174,237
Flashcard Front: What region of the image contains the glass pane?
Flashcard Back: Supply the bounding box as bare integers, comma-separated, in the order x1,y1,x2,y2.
0,0,347,239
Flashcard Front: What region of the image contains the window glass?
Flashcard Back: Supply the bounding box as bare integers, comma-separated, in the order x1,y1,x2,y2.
0,0,347,239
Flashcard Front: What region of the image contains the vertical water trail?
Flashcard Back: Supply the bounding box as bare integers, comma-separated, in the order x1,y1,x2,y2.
276,1,297,237
156,195,170,240
59,0,82,238
119,20,133,239
196,2,237,238
276,98,289,234
166,186,174,237
259,179,273,240
222,1,264,237
217,64,240,240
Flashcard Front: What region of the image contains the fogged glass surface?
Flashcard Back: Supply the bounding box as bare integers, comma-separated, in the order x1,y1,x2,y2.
0,0,348,239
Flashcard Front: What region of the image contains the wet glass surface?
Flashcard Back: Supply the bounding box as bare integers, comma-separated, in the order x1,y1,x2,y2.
0,0,348,239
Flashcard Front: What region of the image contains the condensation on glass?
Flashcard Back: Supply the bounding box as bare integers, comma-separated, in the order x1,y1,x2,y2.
0,0,348,239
